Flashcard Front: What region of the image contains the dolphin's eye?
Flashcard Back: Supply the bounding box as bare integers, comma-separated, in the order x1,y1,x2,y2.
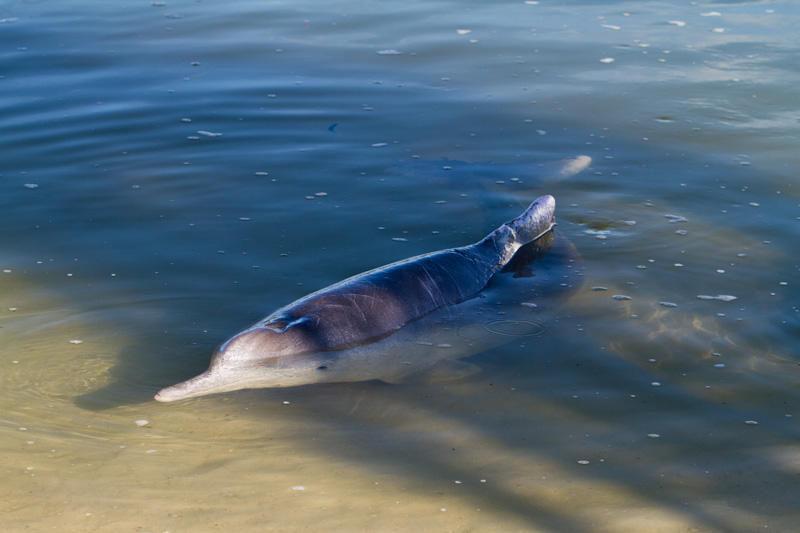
317,366,328,371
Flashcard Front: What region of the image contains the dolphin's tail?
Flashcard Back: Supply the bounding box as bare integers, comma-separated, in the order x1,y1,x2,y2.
471,195,556,273
504,194,556,245
155,369,231,402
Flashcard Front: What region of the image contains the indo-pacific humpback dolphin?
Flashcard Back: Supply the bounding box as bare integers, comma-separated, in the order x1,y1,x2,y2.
155,195,559,402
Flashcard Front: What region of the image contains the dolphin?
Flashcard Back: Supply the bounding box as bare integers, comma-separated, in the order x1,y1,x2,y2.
155,195,558,402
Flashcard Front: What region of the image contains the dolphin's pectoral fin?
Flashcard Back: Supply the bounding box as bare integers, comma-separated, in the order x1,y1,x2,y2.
375,374,407,385
389,359,482,385
426,360,482,381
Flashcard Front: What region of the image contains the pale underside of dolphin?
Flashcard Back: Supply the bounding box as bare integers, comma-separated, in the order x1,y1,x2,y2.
155,194,558,402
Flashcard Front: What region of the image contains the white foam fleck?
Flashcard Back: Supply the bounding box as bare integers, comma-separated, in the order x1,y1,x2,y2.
697,295,737,302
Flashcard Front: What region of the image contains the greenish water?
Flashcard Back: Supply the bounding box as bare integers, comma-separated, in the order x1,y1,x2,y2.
2,1,799,531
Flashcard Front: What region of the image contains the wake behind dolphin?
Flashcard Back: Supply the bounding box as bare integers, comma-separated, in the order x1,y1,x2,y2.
155,195,558,402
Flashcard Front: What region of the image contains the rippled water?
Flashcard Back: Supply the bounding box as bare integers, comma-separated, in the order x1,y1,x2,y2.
2,1,799,531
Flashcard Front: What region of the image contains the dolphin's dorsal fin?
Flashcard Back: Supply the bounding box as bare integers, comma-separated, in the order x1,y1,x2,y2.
264,318,290,332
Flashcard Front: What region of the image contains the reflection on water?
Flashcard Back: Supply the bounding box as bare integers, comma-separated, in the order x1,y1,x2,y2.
2,0,799,531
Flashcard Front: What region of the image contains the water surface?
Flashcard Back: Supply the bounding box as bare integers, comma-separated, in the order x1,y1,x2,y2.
2,1,799,531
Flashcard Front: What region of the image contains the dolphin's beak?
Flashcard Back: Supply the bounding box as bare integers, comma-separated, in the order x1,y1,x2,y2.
154,370,224,402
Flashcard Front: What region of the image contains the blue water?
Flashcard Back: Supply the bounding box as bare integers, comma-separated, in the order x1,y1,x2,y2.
2,1,799,531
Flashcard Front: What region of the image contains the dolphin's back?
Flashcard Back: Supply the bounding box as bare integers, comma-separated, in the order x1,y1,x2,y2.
259,248,496,351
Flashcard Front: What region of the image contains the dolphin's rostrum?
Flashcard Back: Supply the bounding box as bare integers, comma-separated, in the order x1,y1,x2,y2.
155,195,557,402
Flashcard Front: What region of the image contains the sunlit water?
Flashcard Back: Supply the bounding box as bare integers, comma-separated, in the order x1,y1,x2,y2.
2,1,799,531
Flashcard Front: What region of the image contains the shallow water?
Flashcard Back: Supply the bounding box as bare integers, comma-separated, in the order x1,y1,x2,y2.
2,1,799,531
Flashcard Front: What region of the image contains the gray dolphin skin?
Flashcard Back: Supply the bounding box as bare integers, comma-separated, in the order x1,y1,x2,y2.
155,195,557,402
